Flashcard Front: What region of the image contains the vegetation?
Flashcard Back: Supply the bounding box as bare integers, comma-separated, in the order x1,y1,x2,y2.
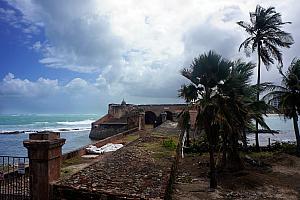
142,137,177,160
162,139,177,150
179,50,271,188
176,3,297,190
123,134,140,143
237,5,294,150
264,58,300,155
272,142,298,155
62,156,86,168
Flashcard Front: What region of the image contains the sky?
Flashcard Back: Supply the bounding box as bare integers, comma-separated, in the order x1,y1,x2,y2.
0,0,299,114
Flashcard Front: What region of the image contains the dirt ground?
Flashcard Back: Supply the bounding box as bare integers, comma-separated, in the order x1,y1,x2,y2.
172,152,300,200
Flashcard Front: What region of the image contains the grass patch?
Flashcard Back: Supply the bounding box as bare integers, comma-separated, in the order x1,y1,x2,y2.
60,167,79,178
151,131,166,137
62,156,86,168
123,134,139,143
142,138,177,160
162,139,177,150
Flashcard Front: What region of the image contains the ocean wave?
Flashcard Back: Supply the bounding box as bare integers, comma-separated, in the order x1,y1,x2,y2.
34,121,49,124
56,119,94,126
0,127,91,134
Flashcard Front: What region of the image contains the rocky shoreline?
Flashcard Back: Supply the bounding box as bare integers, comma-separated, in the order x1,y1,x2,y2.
248,129,280,134
0,128,82,135
0,130,30,134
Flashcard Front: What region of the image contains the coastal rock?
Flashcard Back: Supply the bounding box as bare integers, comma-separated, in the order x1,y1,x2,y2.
0,130,24,134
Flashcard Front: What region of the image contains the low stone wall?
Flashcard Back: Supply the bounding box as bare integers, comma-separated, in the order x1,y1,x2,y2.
52,121,181,200
89,125,128,140
62,127,138,161
165,129,184,199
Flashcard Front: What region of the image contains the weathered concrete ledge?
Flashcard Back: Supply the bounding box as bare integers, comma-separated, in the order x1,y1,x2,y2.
62,127,138,161
52,121,181,199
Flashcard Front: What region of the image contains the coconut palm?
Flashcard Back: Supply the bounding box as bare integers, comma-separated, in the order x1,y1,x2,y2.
237,5,294,150
264,58,300,154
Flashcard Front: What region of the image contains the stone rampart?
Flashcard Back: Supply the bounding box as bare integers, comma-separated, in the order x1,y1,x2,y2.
62,127,138,161
89,124,128,140
89,103,194,141
52,122,181,200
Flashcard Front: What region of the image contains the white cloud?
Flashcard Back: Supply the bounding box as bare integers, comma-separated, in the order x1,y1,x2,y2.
30,41,42,51
7,0,124,73
0,3,42,40
0,73,113,113
2,0,300,113
0,73,59,97
65,78,91,93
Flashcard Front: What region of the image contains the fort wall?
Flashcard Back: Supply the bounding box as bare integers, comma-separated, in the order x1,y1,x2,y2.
89,102,193,140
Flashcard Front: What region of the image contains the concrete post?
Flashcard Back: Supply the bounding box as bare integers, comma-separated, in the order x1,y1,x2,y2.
161,112,167,123
138,112,145,130
23,131,65,200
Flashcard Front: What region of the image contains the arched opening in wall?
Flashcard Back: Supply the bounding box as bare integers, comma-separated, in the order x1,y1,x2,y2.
165,111,173,121
145,111,157,128
156,115,162,127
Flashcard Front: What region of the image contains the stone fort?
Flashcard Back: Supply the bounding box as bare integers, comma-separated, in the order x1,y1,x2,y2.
89,100,196,140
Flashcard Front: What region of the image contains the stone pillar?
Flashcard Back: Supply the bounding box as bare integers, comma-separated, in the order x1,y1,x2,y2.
161,112,167,123
138,112,145,130
23,132,65,200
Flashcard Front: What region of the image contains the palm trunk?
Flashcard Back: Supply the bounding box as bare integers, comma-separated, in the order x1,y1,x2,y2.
255,44,261,151
209,145,217,188
292,114,300,155
226,133,244,171
204,110,217,188
204,90,217,188
221,131,228,168
242,128,248,151
186,125,190,147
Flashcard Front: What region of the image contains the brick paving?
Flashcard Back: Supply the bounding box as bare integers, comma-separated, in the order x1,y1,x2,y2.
53,121,181,199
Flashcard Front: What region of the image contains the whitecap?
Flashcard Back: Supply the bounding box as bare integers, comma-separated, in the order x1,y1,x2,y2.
56,119,94,126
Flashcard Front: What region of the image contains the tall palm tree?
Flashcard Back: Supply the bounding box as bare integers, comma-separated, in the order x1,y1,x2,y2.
264,58,300,154
237,5,294,150
179,51,232,188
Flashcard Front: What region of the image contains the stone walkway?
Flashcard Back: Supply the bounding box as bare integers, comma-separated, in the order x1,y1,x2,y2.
52,121,181,199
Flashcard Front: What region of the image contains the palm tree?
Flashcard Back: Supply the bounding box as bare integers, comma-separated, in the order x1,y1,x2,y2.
216,60,270,170
237,5,294,150
264,58,300,154
179,52,272,183
179,51,232,188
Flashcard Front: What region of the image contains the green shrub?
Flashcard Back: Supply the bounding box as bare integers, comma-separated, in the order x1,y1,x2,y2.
267,142,297,155
162,139,177,150
280,142,297,155
185,138,209,153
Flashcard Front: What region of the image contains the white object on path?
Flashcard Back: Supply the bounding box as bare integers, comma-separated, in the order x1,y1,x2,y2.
86,143,123,154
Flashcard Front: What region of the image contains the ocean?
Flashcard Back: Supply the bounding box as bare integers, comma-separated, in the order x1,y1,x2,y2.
0,114,101,156
0,114,298,157
248,114,297,146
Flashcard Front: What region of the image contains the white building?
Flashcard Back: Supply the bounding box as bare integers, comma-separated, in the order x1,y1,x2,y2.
269,96,281,109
